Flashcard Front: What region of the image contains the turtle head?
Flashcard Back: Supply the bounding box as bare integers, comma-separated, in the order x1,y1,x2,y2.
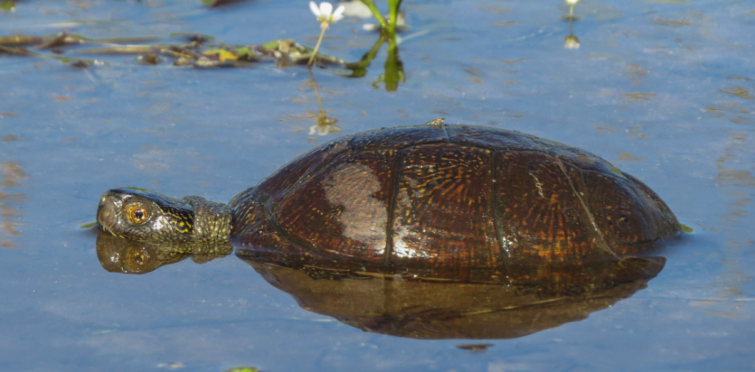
96,188,233,244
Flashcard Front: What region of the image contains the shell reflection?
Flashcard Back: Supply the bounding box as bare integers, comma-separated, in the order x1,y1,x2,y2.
95,233,664,339
238,249,664,339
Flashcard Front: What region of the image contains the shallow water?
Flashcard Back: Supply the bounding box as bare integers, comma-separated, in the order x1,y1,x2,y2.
1,0,754,371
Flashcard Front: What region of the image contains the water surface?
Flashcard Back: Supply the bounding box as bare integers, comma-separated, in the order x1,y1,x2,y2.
1,0,754,371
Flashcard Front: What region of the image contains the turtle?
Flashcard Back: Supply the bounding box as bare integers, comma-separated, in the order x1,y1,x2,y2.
96,120,681,269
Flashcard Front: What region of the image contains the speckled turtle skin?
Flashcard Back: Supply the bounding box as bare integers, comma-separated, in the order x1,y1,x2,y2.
228,122,681,268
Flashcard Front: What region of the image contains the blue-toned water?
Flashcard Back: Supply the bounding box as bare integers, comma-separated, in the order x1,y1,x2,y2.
1,1,754,371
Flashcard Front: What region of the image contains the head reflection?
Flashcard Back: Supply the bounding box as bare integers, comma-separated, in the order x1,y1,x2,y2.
95,233,232,274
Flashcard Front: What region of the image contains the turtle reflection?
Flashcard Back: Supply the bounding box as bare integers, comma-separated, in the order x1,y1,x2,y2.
239,249,664,339
96,233,231,274
95,233,664,339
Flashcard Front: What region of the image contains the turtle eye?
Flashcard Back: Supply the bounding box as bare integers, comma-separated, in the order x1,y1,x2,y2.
127,250,147,267
126,204,149,224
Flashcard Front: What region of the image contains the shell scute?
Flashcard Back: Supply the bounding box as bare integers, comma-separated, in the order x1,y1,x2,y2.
255,136,354,203
274,149,399,261
584,171,680,254
493,152,605,264
390,144,500,267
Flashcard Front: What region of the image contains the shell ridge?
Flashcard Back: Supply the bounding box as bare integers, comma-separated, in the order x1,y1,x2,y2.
267,217,323,255
554,158,618,259
491,151,511,267
383,145,410,264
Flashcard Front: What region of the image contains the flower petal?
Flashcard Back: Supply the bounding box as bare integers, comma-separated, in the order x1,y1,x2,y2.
320,2,333,17
309,1,320,16
331,5,345,22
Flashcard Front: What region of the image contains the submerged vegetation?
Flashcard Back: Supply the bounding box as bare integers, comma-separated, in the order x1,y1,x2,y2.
0,31,346,68
0,0,407,90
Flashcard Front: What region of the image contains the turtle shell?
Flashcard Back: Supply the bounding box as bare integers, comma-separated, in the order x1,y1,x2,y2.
230,124,680,268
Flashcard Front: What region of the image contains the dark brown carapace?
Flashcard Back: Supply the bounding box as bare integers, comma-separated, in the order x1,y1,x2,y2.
229,123,681,268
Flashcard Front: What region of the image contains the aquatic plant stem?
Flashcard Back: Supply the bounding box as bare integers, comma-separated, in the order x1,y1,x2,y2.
387,0,402,35
308,25,328,66
569,15,574,34
308,68,327,123
359,0,387,29
344,34,386,78
382,36,404,91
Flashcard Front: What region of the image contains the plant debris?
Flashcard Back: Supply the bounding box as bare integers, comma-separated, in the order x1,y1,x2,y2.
0,32,345,69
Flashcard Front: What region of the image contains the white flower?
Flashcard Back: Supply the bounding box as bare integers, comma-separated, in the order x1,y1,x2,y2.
310,1,345,25
566,0,579,5
307,1,346,66
337,1,373,19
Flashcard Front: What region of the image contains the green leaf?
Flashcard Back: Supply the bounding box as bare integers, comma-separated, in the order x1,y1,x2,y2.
234,46,256,61
261,39,283,50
